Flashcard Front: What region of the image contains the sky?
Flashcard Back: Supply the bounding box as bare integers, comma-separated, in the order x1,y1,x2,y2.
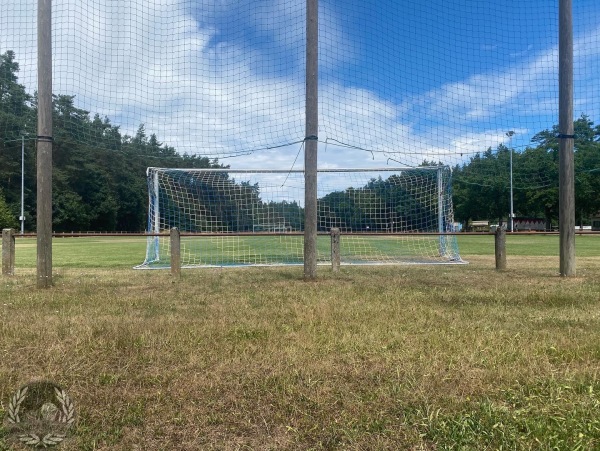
1,0,600,172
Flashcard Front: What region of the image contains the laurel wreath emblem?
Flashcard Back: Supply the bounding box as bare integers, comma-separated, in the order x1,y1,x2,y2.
6,384,75,448
7,386,28,424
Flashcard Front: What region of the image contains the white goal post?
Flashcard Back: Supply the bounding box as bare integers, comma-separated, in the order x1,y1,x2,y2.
135,166,463,268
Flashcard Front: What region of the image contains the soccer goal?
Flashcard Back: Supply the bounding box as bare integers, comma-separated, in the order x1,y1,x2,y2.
135,167,463,268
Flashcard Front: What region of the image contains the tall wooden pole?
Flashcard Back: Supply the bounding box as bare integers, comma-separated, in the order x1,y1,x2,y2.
558,0,575,276
304,0,318,279
37,0,53,288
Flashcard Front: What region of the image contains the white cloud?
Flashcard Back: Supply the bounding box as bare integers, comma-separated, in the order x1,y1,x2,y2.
1,0,599,173
510,44,534,58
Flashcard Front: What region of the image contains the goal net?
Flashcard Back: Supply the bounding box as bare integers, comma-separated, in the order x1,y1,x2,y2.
136,167,462,268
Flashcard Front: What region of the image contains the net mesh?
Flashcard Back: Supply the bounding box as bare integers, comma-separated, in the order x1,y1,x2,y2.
1,1,600,232
137,167,461,268
1,1,599,163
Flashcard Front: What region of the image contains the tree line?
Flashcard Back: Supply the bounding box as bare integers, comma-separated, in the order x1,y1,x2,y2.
0,50,220,232
157,168,445,234
2,49,600,232
452,116,600,229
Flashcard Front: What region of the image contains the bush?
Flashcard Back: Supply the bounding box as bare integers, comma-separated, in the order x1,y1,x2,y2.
0,190,17,230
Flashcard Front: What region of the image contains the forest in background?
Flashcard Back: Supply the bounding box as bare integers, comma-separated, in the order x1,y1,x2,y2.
452,116,600,229
2,50,600,232
0,50,221,232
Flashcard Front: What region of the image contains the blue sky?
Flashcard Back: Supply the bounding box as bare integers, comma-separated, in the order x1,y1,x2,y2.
1,0,600,170
332,0,559,96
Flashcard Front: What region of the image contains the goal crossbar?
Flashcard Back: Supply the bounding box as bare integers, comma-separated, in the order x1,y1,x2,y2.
146,166,442,174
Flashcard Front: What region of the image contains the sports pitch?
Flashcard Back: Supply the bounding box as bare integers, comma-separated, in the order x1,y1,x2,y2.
10,233,600,268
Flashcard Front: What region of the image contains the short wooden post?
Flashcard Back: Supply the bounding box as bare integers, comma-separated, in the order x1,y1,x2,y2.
495,226,507,270
2,228,16,276
170,227,181,278
331,227,340,272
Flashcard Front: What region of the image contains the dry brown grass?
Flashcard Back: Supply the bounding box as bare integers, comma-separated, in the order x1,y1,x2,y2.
1,255,600,449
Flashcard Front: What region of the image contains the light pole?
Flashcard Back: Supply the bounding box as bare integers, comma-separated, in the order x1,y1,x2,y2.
507,131,515,232
20,133,27,234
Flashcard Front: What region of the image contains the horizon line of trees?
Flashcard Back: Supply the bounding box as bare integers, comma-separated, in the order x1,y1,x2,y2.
0,50,222,232
2,49,600,233
156,168,449,234
452,115,600,229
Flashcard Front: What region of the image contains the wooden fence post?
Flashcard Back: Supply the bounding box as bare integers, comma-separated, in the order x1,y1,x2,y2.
170,227,181,278
495,226,507,270
331,227,340,272
2,228,16,276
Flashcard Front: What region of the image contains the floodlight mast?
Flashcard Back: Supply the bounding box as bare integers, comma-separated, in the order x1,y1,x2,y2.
507,131,515,232
20,133,26,234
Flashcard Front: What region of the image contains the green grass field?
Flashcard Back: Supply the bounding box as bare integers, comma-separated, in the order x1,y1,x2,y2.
1,235,600,449
10,233,600,269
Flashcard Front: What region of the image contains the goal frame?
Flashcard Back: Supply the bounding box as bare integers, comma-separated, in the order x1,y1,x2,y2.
138,166,462,268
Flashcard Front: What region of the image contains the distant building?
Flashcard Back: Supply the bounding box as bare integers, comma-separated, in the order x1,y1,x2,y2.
469,220,489,232
452,222,463,232
592,213,600,231
514,217,545,232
